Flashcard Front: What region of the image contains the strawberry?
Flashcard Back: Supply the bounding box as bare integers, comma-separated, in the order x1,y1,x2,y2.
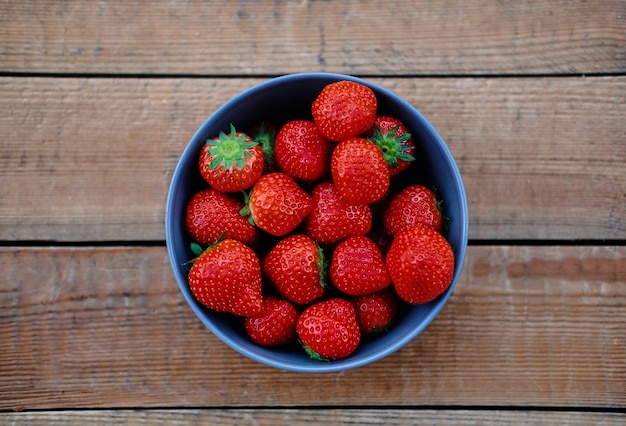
297,298,361,360
185,188,257,247
245,172,313,237
386,225,455,304
188,238,263,316
311,80,377,142
199,124,264,192
366,115,416,176
244,296,299,346
383,184,443,237
330,235,390,296
330,137,390,205
351,287,399,334
248,121,279,174
275,119,332,182
262,234,326,305
305,181,372,245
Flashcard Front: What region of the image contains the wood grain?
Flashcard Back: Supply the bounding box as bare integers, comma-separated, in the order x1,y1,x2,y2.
2,409,624,425
1,76,624,241
1,245,624,411
1,0,624,75
2,0,623,421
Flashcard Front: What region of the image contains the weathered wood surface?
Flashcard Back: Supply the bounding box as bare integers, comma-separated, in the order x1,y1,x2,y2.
1,0,625,75
1,0,624,422
2,409,625,425
1,76,624,241
1,245,624,411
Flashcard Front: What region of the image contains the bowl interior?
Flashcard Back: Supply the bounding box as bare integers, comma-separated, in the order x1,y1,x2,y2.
166,73,468,373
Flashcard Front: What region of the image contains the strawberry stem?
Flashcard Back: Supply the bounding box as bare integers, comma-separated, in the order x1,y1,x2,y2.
183,232,227,265
299,340,330,362
368,124,415,169
206,124,258,171
250,122,276,165
239,190,255,226
316,244,327,289
432,186,450,232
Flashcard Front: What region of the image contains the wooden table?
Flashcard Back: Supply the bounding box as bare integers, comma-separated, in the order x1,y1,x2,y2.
1,1,624,424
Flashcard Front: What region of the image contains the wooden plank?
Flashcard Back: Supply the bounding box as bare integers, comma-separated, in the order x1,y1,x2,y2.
1,0,624,75
0,76,624,241
1,245,624,410
2,409,625,425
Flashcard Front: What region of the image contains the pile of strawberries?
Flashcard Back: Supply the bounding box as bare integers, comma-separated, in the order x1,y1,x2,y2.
184,80,455,361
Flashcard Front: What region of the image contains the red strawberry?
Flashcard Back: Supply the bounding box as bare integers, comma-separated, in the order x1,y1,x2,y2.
248,121,279,174
383,184,443,237
297,298,361,360
275,119,332,182
351,288,399,334
305,181,372,245
244,296,299,347
330,235,390,296
311,80,377,142
245,172,313,236
386,225,455,304
262,234,326,305
185,188,257,247
188,238,263,316
330,137,390,205
366,115,416,176
200,124,264,192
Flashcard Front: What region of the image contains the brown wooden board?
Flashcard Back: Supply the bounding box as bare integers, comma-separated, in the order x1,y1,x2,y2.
1,245,624,411
1,1,625,75
1,76,624,241
2,409,625,425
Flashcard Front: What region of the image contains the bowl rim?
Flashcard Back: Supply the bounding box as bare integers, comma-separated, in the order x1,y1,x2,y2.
165,72,469,373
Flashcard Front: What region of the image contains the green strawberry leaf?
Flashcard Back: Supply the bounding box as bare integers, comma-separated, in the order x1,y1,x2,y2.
239,190,255,226
432,186,450,233
316,243,327,289
205,123,258,171
368,124,415,168
299,340,330,362
250,122,277,165
184,232,227,265
190,242,204,257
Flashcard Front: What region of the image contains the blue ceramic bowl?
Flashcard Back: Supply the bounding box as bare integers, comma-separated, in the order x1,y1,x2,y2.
165,73,468,373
